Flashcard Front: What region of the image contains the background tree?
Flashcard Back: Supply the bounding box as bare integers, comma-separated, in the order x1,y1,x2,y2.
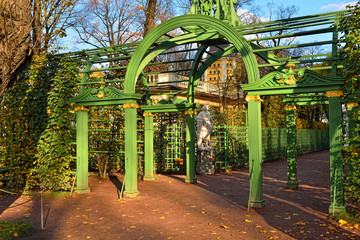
71,0,140,48
0,0,77,97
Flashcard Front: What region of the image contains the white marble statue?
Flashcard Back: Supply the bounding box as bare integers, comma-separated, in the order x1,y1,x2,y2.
196,105,213,150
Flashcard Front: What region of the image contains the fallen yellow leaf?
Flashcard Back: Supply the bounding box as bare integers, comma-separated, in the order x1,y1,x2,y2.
339,219,348,225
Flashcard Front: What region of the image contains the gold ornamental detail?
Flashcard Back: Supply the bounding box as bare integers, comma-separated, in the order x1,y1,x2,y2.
284,106,297,111
346,102,359,109
245,95,263,102
74,106,90,112
123,103,139,109
325,91,343,98
185,110,196,115
143,112,154,117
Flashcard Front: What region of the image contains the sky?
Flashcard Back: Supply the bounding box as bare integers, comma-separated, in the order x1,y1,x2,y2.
251,0,357,16
60,0,358,53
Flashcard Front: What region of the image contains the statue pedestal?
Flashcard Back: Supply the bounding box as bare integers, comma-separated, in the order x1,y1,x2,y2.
196,149,215,174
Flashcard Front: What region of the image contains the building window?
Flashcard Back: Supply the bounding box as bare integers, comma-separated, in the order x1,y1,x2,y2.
209,77,212,81
214,77,216,80
209,70,212,74
218,70,220,74
217,63,220,67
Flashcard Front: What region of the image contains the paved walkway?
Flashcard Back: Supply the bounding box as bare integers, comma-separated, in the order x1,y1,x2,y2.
1,150,359,239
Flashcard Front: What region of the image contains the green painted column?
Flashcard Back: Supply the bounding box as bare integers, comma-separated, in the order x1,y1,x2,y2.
143,113,156,181
75,107,90,193
327,91,346,214
123,103,140,198
185,110,197,183
285,106,298,189
247,95,265,208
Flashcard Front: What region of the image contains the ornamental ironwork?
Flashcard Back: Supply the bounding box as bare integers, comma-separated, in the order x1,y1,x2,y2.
275,58,304,85
187,0,242,26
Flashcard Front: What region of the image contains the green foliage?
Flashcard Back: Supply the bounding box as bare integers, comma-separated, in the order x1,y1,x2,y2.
34,56,81,191
340,1,360,205
0,220,34,239
0,55,53,189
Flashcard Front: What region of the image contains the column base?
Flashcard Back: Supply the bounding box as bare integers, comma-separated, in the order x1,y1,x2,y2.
123,190,140,198
75,187,90,194
286,182,298,189
329,204,346,214
185,177,197,183
249,199,266,208
143,175,156,181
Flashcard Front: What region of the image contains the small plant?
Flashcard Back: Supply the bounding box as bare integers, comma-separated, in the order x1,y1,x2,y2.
0,220,34,240
97,153,109,178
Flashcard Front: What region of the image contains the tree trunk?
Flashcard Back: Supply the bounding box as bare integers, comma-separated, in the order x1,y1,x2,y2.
0,0,33,98
143,0,157,37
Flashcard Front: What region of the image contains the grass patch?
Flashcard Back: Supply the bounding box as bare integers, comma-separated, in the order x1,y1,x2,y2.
0,220,34,239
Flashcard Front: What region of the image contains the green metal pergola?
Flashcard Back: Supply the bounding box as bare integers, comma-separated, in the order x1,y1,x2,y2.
71,0,352,213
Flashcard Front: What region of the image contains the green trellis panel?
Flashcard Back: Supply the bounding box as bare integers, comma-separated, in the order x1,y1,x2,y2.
212,126,248,169
154,123,186,172
153,124,329,172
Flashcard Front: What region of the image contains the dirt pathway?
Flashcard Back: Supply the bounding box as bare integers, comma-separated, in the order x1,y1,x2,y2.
1,150,359,239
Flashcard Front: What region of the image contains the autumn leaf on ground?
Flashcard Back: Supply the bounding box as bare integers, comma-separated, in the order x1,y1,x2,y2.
220,224,228,229
295,221,308,226
338,219,348,225
244,219,252,223
160,216,165,219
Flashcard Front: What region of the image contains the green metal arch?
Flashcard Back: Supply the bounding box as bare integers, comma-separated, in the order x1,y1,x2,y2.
124,14,260,94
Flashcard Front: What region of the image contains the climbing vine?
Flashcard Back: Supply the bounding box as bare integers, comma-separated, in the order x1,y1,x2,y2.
0,54,53,189
340,1,360,205
34,55,82,191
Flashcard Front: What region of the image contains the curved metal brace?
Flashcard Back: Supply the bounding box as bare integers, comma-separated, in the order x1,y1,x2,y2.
188,45,238,103
124,14,259,94
137,32,199,76
187,45,209,103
